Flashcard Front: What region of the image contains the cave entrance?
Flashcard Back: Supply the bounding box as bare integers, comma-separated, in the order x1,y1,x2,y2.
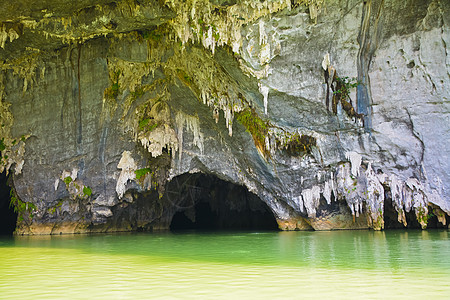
0,171,17,235
167,173,279,231
383,190,449,229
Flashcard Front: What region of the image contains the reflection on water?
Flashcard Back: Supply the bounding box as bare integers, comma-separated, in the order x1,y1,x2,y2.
1,230,449,299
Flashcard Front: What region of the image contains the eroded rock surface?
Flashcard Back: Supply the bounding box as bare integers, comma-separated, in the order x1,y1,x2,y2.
0,0,448,234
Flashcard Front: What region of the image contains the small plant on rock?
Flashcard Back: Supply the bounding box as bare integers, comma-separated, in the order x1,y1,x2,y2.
333,76,358,98
9,189,36,221
63,176,73,187
82,186,92,197
332,76,362,119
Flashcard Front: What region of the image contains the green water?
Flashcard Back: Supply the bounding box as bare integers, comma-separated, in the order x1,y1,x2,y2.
1,230,449,299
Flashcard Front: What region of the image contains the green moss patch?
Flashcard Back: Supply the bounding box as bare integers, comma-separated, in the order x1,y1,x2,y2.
281,133,316,157
0,138,5,152
236,108,317,158
104,70,122,100
236,108,270,155
82,186,92,197
135,168,152,181
9,189,36,221
63,176,73,186
139,118,158,132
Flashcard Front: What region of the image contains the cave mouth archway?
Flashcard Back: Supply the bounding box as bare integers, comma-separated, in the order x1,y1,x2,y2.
167,173,279,231
0,171,17,235
383,190,449,229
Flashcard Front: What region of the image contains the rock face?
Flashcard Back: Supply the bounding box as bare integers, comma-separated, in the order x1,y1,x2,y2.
0,0,448,234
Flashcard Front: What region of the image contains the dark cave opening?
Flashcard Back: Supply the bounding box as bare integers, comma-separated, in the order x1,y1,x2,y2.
383,189,448,229
0,171,17,235
168,173,279,231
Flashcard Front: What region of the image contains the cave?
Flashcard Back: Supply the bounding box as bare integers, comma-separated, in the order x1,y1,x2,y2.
383,190,448,229
0,171,17,235
167,173,279,231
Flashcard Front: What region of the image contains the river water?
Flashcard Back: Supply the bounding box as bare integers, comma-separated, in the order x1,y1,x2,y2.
1,230,449,299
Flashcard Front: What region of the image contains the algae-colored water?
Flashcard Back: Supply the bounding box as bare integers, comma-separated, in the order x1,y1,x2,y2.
1,230,449,299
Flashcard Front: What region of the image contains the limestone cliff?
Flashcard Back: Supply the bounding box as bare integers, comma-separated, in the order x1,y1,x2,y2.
0,0,448,234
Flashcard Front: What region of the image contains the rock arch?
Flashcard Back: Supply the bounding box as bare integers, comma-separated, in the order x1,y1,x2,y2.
166,173,279,231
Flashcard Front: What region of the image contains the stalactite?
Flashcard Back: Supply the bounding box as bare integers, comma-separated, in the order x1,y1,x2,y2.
345,151,362,177
139,125,179,158
0,24,20,49
116,151,137,199
175,111,204,159
301,185,321,217
259,84,270,115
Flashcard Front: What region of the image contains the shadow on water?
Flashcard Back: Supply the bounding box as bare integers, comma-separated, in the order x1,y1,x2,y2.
1,229,449,270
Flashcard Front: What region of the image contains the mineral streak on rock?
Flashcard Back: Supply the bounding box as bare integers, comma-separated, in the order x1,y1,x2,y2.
0,0,449,234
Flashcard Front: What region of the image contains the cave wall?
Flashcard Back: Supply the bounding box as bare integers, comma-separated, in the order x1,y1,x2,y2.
0,0,448,234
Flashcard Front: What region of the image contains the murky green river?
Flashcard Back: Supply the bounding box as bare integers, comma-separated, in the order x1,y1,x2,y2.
1,230,449,299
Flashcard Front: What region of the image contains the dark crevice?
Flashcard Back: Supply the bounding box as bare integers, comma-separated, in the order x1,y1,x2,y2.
426,212,450,229
69,42,83,154
383,190,447,229
168,173,279,231
0,171,17,235
76,43,83,148
356,0,384,132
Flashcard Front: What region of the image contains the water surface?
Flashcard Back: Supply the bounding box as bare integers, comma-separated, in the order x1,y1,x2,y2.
1,230,449,299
